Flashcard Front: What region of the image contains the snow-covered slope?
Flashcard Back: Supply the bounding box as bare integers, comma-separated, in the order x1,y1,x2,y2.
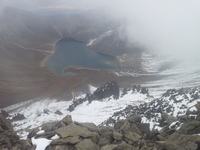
3,69,200,142
102,87,200,131
4,82,152,139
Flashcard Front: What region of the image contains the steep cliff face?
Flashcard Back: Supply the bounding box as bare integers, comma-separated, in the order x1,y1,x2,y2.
0,7,142,107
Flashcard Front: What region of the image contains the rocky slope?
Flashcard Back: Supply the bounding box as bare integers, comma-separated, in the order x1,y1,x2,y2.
101,87,200,129
0,114,35,150
2,112,200,150
1,81,200,149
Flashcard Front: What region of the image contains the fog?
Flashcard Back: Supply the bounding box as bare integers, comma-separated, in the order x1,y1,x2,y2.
102,0,200,59
1,0,200,59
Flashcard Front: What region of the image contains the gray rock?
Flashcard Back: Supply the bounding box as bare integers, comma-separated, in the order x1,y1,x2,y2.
56,123,92,138
101,144,117,150
135,123,150,138
124,131,141,145
177,120,200,134
75,139,99,150
12,113,25,121
121,121,143,136
34,132,55,139
27,128,40,139
55,123,99,144
0,110,9,118
21,139,36,150
160,114,177,127
128,115,141,123
114,119,126,130
178,115,191,123
74,121,99,132
43,109,50,114
183,142,198,150
41,122,57,132
155,141,176,150
46,144,75,150
113,142,134,150
98,126,114,146
112,131,123,141
0,115,35,150
55,110,63,115
61,115,73,126
120,120,131,134
51,136,81,145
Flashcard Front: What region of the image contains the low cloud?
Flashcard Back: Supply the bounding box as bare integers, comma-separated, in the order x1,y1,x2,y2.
104,0,200,58
0,0,200,58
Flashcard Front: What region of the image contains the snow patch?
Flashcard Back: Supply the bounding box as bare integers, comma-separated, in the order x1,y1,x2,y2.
32,137,52,150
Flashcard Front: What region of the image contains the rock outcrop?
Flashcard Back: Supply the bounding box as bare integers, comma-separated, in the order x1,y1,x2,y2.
102,87,200,130
29,113,200,150
0,114,35,150
3,86,200,150
67,81,120,111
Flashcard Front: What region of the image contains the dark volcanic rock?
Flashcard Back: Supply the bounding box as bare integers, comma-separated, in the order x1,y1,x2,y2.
92,80,119,100
55,110,63,115
68,80,119,112
12,113,25,121
43,109,50,115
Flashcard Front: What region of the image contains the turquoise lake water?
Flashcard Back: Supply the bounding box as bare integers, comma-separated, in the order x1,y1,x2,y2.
44,38,119,76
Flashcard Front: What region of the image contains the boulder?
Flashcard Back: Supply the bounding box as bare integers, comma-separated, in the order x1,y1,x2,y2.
41,122,57,132
55,110,63,115
155,133,200,150
46,144,75,150
61,115,73,126
101,144,117,150
34,132,55,139
0,110,9,118
135,123,150,138
120,121,143,136
27,128,40,139
177,120,200,134
178,115,191,123
155,141,177,150
0,115,35,150
114,119,126,130
74,121,99,133
141,87,149,95
124,131,142,145
43,109,50,114
51,136,81,145
160,114,177,127
186,106,198,115
112,131,123,141
55,123,99,144
21,139,36,150
98,126,114,146
112,142,134,150
128,114,141,123
12,113,25,121
75,139,99,150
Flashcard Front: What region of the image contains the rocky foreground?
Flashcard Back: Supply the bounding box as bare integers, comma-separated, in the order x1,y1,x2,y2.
1,81,200,150
1,111,200,150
